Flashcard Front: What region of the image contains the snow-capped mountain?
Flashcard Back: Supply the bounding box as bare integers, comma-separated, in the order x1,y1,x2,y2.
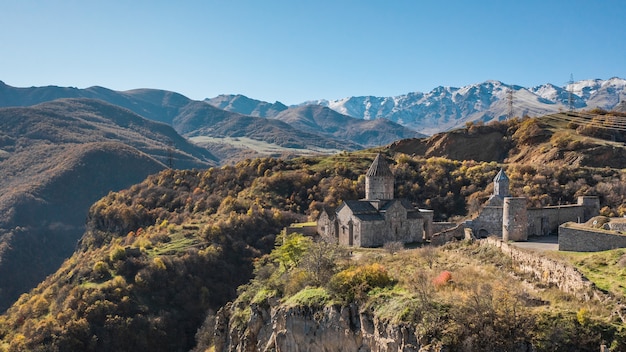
303,78,626,135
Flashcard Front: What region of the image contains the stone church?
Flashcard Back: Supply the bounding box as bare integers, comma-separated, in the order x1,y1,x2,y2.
465,168,599,240
317,154,433,247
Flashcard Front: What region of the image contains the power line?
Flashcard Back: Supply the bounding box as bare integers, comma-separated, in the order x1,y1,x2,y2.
544,112,626,132
507,88,514,119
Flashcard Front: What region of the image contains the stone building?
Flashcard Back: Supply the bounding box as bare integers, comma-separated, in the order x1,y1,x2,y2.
317,154,433,247
465,169,600,240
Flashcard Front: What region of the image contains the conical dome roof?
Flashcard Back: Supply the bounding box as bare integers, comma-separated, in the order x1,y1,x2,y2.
494,168,509,182
366,154,393,177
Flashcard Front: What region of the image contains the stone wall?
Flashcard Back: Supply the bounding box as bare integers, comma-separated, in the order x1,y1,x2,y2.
467,196,599,240
431,222,457,234
559,222,626,252
481,238,606,302
465,206,503,238
608,221,626,232
527,205,586,237
431,223,466,246
284,224,318,237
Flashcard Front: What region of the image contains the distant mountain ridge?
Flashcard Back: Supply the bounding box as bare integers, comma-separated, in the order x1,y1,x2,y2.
270,105,422,146
207,94,288,117
0,82,417,158
3,78,624,146
302,77,626,135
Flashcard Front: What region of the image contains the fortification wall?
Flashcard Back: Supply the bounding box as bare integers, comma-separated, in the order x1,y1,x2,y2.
527,205,586,237
481,238,598,301
503,197,528,241
431,222,457,234
466,206,503,238
482,237,626,322
559,223,626,252
431,223,466,246
608,222,626,232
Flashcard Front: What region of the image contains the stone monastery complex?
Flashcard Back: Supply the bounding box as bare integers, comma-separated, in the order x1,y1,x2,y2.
317,154,611,250
317,154,433,247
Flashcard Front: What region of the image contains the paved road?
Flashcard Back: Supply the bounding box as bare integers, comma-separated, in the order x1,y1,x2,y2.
509,235,559,251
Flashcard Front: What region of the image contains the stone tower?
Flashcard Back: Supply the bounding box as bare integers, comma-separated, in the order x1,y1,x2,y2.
493,168,510,198
502,197,528,241
365,154,394,200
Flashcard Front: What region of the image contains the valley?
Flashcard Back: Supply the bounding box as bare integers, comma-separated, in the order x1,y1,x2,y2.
189,136,342,161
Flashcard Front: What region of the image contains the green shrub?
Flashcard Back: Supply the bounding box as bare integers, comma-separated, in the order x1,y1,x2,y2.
109,245,126,261
92,261,111,281
283,287,330,308
329,263,395,302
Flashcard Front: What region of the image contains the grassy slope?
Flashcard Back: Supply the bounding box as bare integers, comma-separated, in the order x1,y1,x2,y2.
217,237,624,351
391,111,626,169
553,248,626,299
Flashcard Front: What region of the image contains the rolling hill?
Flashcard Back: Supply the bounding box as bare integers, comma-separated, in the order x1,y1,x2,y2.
172,101,361,150
0,82,414,161
389,110,626,169
271,105,424,147
0,98,216,311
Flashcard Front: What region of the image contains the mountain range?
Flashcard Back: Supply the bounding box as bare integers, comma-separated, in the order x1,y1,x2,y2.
0,81,421,162
306,78,626,135
0,81,423,309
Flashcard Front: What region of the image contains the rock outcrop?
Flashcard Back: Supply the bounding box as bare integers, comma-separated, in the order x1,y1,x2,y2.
213,302,427,352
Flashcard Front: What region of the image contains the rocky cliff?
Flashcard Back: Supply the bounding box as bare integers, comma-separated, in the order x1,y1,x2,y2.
206,237,626,352
213,302,428,352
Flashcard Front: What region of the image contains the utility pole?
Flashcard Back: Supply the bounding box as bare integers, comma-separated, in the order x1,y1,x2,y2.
167,140,174,169
507,87,514,119
568,73,574,111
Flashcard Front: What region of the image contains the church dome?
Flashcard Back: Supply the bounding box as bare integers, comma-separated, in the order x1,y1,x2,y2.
366,154,393,177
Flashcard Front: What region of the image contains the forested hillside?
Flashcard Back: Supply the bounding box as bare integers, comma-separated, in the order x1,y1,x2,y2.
0,98,216,311
2,135,626,350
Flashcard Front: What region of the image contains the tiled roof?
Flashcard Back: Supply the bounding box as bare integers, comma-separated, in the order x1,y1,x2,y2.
354,213,385,221
342,200,379,214
407,211,424,219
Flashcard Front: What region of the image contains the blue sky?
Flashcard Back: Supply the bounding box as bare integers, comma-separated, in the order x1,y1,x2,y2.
1,0,625,104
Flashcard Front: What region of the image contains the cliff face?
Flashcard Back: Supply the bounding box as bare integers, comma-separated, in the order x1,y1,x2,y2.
214,303,426,352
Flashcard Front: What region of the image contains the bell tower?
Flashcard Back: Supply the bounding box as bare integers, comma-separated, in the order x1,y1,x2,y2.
493,168,510,198
365,154,394,200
